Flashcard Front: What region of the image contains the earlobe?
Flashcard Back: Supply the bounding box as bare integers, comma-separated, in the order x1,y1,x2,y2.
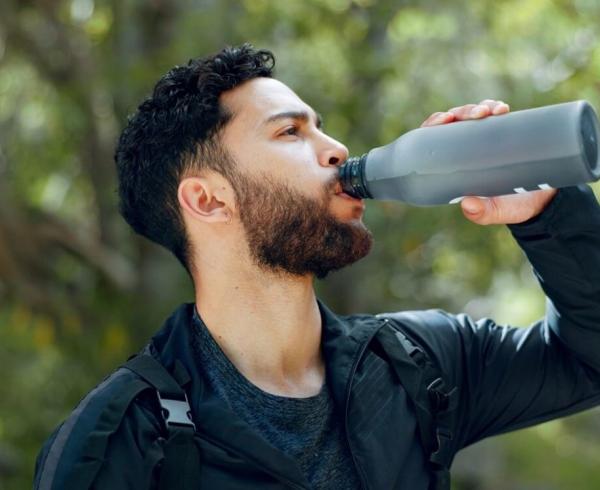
178,177,232,224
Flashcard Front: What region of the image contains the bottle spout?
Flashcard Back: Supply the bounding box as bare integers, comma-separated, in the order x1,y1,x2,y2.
338,154,372,199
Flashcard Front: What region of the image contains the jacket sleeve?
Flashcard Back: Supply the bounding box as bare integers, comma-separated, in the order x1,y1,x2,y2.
386,184,600,451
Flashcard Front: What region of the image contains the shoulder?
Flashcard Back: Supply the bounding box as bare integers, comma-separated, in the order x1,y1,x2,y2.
377,308,487,343
375,309,480,374
338,308,475,351
34,365,162,489
376,308,521,384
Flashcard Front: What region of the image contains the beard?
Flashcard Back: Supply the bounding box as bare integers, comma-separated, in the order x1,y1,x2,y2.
228,169,373,279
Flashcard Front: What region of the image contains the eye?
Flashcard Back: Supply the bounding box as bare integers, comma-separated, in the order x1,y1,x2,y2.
280,126,299,137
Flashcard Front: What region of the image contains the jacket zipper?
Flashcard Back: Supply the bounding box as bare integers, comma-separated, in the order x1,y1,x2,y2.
343,320,388,490
195,430,308,490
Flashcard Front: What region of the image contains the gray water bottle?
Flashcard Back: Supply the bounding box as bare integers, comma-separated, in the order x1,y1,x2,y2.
339,100,600,205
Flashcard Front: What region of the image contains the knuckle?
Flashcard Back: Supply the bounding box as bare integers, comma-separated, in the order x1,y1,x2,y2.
450,104,475,113
489,199,502,220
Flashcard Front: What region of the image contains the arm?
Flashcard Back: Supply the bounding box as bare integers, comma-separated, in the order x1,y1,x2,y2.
508,184,600,374
381,102,600,457
387,184,600,452
467,183,600,444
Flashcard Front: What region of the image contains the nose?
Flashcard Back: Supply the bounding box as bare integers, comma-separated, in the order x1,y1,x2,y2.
318,133,349,168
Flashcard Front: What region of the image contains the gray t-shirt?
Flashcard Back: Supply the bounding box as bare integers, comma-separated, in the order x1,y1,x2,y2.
191,308,361,489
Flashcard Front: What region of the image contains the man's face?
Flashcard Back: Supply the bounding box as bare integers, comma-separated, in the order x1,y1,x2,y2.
219,77,373,278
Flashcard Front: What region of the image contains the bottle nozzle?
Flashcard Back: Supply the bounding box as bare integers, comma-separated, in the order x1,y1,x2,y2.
338,154,372,199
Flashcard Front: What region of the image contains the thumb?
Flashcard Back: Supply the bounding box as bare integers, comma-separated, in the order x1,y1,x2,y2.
461,196,496,225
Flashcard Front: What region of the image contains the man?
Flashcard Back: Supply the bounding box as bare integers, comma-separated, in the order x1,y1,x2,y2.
34,44,600,489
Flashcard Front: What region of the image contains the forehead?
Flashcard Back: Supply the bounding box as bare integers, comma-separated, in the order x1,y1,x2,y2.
221,77,314,127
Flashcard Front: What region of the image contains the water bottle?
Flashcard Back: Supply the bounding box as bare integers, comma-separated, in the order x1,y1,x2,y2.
339,100,600,205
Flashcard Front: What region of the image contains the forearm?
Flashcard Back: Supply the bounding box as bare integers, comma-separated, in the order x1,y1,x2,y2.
508,184,600,373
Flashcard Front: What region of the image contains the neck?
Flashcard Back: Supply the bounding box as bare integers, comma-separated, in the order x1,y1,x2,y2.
193,259,324,398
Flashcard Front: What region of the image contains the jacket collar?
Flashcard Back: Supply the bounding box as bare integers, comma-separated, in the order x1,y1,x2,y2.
317,299,384,411
148,301,382,487
151,301,382,403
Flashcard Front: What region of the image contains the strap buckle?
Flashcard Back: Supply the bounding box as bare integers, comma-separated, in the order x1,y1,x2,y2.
156,390,196,430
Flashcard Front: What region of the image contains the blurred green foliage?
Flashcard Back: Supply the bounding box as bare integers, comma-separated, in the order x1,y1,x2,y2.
0,0,599,488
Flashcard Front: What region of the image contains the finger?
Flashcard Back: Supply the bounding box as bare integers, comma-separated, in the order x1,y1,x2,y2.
420,111,455,127
478,99,510,115
448,103,491,121
461,196,513,225
462,194,526,225
461,192,550,225
460,197,492,224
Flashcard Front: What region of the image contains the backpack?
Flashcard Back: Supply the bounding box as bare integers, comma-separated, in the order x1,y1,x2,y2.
67,318,457,490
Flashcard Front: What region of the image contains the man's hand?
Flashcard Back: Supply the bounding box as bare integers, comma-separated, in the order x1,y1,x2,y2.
421,99,558,225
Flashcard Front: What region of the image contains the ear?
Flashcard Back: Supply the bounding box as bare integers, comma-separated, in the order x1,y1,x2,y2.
178,174,234,224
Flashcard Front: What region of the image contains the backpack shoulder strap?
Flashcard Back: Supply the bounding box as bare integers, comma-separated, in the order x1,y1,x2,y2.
124,355,195,429
66,354,200,490
122,354,200,490
374,317,458,490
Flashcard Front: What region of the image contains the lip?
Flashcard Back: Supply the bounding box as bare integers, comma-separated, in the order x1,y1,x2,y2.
331,179,364,205
335,191,364,203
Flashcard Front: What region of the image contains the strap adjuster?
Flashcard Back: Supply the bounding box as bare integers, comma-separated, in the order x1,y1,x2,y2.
156,390,196,430
393,330,427,366
427,377,458,412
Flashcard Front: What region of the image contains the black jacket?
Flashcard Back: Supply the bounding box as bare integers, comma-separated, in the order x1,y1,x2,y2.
35,185,600,489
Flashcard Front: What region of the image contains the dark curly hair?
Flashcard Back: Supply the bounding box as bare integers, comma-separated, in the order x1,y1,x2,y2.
115,44,275,273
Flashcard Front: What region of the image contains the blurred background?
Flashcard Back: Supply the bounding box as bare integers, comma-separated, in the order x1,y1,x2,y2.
1,0,600,488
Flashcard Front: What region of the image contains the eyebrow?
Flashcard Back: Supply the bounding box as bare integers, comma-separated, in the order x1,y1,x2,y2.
263,110,323,129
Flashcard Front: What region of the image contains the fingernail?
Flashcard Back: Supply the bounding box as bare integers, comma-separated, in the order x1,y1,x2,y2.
492,103,508,115
470,105,486,117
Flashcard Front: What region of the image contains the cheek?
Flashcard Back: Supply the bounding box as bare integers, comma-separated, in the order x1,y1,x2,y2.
234,140,327,196
271,147,324,186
